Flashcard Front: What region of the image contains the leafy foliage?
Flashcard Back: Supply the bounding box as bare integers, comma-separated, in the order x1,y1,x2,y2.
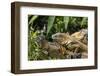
47,16,55,35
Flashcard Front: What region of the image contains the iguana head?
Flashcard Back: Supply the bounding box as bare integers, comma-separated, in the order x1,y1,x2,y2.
71,29,88,41
36,34,48,49
52,32,72,45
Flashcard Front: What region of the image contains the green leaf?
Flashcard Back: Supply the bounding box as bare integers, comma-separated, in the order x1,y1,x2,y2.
47,16,55,35
29,15,38,25
64,16,69,30
81,17,87,27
